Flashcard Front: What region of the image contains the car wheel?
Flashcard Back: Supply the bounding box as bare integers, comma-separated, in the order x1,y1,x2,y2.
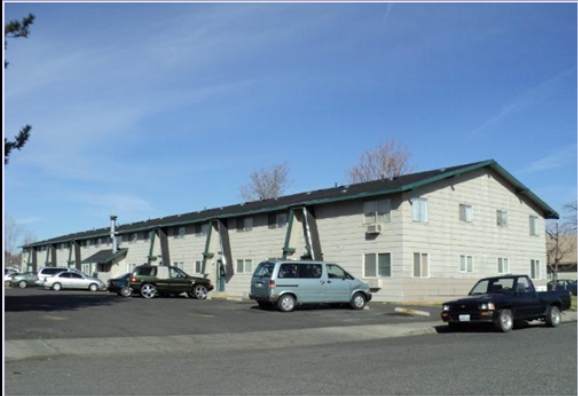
140,283,157,299
495,309,513,333
277,294,296,312
350,292,367,310
52,283,62,291
88,283,98,292
545,305,561,328
18,280,27,289
120,287,132,297
192,284,208,299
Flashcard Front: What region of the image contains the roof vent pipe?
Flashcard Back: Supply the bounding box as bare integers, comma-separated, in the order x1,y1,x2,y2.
110,215,118,253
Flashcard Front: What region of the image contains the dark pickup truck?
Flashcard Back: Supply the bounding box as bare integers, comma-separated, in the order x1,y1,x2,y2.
441,275,572,332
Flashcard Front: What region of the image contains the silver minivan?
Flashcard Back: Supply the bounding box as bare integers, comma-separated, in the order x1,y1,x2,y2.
249,260,372,312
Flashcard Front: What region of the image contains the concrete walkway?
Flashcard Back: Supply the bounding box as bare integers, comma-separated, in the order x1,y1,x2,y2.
6,311,576,362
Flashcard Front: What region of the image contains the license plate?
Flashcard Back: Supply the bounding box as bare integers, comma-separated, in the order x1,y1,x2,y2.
459,314,470,322
255,283,263,288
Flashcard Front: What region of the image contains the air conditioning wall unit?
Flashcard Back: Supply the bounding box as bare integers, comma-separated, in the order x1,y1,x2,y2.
367,278,382,288
365,224,382,234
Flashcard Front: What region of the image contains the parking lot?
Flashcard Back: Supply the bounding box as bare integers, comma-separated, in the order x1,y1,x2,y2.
4,287,441,340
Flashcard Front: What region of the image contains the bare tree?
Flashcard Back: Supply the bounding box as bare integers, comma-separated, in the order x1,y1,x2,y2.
347,139,413,184
546,201,577,287
4,217,24,270
239,162,291,202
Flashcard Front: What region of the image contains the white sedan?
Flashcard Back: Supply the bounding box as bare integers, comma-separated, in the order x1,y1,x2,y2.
44,271,106,291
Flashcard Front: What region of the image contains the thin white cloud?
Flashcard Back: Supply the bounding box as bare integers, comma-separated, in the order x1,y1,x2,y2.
517,145,577,175
470,67,575,137
68,193,154,213
15,217,42,225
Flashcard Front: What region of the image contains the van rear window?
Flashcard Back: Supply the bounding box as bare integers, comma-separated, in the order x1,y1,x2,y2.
254,262,275,277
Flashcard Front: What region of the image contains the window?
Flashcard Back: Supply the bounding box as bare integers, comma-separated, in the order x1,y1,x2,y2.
411,197,428,222
236,217,253,232
126,263,137,273
172,262,184,271
459,204,473,223
195,261,202,274
413,252,429,277
363,199,391,225
195,223,209,236
497,210,508,227
326,264,353,280
146,231,154,240
236,259,253,274
529,216,539,236
459,255,473,273
364,253,392,278
268,213,288,229
131,233,138,243
96,238,102,248
497,257,510,274
173,227,186,239
531,259,541,279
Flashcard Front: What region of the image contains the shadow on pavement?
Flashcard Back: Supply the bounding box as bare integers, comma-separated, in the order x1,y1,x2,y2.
5,292,126,313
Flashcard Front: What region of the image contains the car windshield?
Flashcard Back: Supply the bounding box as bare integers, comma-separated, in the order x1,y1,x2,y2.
469,278,515,295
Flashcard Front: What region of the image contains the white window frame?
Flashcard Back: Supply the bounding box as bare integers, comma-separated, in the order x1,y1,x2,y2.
96,238,102,248
459,255,474,273
363,199,392,225
531,259,541,280
497,210,508,227
411,197,428,223
195,223,209,236
529,216,539,236
236,259,253,274
172,261,184,270
126,263,137,273
131,233,138,244
413,252,429,278
237,217,253,232
459,204,473,223
194,261,203,274
363,252,392,278
497,257,510,274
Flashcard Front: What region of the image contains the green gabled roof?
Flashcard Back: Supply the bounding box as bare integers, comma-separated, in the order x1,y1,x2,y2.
23,159,558,248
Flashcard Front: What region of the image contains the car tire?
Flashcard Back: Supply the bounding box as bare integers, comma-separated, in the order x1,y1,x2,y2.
119,287,132,297
88,283,98,292
495,309,513,333
191,284,208,300
545,305,561,328
350,292,367,310
52,283,62,291
140,283,157,299
277,294,296,312
18,280,27,289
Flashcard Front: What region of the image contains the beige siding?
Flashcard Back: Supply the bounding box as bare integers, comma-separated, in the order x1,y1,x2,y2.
399,168,548,301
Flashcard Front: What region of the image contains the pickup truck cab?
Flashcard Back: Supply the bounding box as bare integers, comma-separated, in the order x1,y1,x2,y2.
441,275,572,332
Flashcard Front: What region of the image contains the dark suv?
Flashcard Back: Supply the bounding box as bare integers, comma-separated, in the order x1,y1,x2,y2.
129,265,214,299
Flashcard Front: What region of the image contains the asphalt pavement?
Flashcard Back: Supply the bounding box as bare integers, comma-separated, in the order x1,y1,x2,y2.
4,287,577,362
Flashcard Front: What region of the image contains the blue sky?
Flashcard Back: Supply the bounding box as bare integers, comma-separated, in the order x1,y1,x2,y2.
4,2,577,244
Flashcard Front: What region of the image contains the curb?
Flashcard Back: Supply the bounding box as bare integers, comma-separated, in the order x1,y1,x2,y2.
393,307,431,317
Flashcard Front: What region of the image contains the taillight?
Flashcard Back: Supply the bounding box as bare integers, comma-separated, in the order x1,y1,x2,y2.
130,275,136,282
268,280,275,289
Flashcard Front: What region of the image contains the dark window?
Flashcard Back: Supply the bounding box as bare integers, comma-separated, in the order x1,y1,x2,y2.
70,273,82,279
137,267,155,276
60,273,71,278
268,214,276,228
